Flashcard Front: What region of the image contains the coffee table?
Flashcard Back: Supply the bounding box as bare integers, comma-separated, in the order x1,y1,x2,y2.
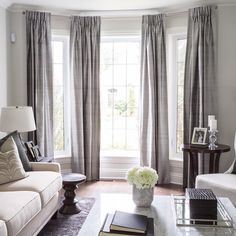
78,194,236,236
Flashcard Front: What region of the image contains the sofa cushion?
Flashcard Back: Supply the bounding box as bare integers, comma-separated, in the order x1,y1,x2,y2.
0,220,7,236
0,137,28,184
196,173,236,206
0,131,31,171
0,191,41,236
0,171,62,207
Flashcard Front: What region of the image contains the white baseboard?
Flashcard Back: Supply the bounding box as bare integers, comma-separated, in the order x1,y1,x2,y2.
170,159,183,185
55,156,183,185
101,156,183,185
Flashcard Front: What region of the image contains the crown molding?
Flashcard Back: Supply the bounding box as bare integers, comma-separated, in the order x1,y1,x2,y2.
8,4,161,17
6,0,236,17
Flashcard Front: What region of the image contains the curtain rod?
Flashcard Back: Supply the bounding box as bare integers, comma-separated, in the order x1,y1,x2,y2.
22,5,217,18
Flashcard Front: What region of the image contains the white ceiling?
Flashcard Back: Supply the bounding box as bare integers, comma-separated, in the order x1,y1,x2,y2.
1,0,236,11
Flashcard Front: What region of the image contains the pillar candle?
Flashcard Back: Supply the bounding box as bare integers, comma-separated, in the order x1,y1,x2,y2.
209,119,217,131
208,115,215,127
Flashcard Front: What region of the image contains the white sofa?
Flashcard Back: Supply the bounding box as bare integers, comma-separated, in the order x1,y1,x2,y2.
0,162,62,236
196,133,236,206
196,172,236,206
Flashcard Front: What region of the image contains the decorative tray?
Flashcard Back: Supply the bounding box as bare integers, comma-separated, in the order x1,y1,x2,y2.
172,195,233,228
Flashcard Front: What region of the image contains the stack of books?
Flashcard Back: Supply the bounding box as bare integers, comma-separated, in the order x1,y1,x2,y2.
99,211,154,236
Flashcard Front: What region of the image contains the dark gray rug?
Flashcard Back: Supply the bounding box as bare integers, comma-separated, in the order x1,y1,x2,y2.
38,197,95,236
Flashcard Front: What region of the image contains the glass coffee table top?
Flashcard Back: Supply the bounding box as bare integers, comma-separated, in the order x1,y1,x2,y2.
78,194,236,236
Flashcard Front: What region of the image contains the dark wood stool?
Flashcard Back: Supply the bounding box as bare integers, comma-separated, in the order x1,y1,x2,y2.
59,173,86,214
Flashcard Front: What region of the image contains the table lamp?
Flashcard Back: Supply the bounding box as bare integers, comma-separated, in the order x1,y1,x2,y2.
0,106,36,134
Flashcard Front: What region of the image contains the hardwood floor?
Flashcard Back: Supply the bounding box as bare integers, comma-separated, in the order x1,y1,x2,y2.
76,180,183,199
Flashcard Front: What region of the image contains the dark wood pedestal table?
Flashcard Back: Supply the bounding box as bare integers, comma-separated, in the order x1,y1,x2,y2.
182,144,230,189
59,173,86,214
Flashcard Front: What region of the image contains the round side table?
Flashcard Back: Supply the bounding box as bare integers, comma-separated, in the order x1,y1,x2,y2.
59,173,86,215
182,144,230,188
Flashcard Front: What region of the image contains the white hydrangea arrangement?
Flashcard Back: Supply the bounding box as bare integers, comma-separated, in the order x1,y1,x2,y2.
126,166,158,190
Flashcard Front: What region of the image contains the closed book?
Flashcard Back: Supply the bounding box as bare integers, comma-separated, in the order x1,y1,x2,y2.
110,211,148,234
99,214,154,236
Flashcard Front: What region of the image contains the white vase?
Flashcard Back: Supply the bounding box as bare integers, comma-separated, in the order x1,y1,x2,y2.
132,185,154,207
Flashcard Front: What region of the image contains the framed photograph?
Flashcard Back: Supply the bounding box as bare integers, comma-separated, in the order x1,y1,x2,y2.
25,142,43,162
191,127,207,145
31,145,43,162
25,141,36,161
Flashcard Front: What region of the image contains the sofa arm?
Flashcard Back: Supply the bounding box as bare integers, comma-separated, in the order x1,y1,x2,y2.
30,162,61,173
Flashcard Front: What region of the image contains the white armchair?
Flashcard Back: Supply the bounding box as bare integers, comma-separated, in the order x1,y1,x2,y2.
196,132,236,206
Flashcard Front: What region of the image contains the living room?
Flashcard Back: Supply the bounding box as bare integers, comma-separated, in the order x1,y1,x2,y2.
0,0,236,235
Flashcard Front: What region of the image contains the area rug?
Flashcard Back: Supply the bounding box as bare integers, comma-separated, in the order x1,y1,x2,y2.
38,197,95,236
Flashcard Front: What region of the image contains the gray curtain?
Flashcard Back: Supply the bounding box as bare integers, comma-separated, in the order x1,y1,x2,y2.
26,11,54,157
70,16,101,180
140,15,170,184
183,6,217,187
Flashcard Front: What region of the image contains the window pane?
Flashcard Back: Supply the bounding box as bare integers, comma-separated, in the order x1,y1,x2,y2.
101,130,113,150
177,109,183,131
177,39,187,62
127,130,139,150
113,113,126,129
53,41,65,152
127,109,138,129
113,129,126,149
177,62,185,86
53,86,64,151
175,38,186,153
101,107,113,129
52,41,63,64
114,42,126,64
53,64,63,86
101,42,113,65
114,87,127,109
114,65,126,86
176,131,183,153
127,65,140,86
127,42,140,64
52,38,69,154
100,64,113,87
177,86,184,110
100,37,140,153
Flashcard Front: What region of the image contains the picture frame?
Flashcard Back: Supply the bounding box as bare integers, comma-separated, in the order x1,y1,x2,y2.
191,127,207,145
25,141,43,162
25,141,36,161
31,145,43,162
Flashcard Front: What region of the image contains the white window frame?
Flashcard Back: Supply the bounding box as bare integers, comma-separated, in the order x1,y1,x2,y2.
52,34,71,158
167,32,187,161
100,34,141,159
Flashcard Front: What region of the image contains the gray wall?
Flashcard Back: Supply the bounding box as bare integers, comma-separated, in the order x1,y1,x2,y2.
218,6,236,171
0,6,7,138
7,11,26,106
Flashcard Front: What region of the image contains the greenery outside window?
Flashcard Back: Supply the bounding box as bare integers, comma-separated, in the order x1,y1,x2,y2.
52,35,71,157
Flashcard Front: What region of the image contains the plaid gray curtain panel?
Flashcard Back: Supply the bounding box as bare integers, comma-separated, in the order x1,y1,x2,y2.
140,15,170,184
26,11,54,157
70,16,101,180
183,6,217,187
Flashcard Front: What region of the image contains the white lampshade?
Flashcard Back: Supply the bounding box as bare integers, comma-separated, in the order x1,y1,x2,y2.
0,106,36,133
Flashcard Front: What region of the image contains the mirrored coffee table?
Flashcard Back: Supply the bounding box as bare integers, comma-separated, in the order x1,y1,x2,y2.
78,194,236,236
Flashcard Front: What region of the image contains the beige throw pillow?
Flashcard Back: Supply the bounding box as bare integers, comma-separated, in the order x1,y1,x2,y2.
0,137,28,184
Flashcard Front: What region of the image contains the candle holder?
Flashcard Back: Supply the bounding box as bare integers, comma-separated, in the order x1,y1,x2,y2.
208,130,218,149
